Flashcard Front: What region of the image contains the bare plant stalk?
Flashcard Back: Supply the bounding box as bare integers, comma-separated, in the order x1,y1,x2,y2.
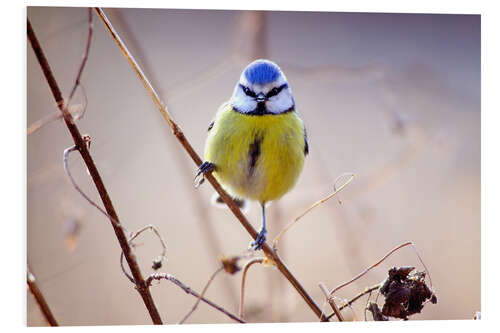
319,282,344,322
239,258,264,319
27,17,163,325
147,272,245,323
95,7,327,321
128,224,168,265
178,267,225,324
66,8,93,105
28,102,85,135
329,241,414,297
63,145,128,235
27,268,58,326
273,173,355,250
326,284,381,321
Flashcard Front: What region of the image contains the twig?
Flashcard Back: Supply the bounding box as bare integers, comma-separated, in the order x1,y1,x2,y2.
239,258,264,319
319,282,344,322
95,7,327,321
273,173,355,250
66,145,169,291
29,8,91,136
329,241,413,297
146,272,245,323
27,16,163,324
364,289,373,321
326,284,381,321
66,8,93,106
28,97,86,136
179,267,225,324
120,224,168,282
27,267,58,326
63,145,128,235
128,224,167,267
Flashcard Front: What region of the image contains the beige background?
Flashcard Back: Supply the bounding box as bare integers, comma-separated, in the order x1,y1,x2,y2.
27,7,480,325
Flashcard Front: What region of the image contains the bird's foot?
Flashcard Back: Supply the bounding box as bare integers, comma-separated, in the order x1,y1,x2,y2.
194,161,215,188
249,228,267,251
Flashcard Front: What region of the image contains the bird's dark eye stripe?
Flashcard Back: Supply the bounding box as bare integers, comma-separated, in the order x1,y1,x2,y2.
239,84,256,97
266,83,288,98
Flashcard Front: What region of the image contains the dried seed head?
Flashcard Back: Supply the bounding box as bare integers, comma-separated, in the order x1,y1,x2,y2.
379,266,437,320
221,255,241,275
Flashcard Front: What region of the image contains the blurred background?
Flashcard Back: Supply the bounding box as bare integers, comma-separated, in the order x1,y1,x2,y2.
27,7,480,325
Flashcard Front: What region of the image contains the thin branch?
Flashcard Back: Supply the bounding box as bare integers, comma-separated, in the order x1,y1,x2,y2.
95,7,327,321
319,282,344,322
147,272,245,324
329,241,413,297
120,224,168,282
27,16,163,325
326,284,381,321
66,8,93,106
179,267,225,324
273,173,355,250
27,99,86,135
29,8,91,136
128,224,168,267
63,144,128,235
239,258,264,319
27,267,58,326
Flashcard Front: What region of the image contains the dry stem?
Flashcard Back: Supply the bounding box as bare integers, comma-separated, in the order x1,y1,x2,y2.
273,173,355,250
326,284,381,321
95,7,327,321
239,258,264,319
27,267,58,326
328,241,432,298
66,8,93,106
319,282,344,322
178,267,225,324
27,16,163,324
146,272,244,323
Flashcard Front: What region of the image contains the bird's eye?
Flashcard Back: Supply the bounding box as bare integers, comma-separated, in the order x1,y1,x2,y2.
266,86,281,98
240,85,256,98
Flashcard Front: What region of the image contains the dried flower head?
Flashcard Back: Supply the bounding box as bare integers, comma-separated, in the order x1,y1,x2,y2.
379,266,437,320
221,255,241,275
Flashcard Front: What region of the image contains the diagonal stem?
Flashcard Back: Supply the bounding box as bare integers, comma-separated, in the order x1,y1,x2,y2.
27,17,163,325
94,7,327,321
27,267,58,326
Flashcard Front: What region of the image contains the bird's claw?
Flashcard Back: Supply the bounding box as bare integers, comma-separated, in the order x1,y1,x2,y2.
194,161,215,188
249,228,267,251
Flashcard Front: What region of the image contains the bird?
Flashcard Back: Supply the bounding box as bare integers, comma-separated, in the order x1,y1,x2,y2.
195,59,308,250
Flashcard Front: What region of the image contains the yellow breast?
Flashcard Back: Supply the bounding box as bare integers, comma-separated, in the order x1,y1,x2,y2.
204,103,306,202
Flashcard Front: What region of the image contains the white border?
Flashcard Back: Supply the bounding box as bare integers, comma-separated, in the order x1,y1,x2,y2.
6,0,496,332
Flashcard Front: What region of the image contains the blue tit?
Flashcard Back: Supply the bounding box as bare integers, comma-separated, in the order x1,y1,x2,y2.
196,59,308,250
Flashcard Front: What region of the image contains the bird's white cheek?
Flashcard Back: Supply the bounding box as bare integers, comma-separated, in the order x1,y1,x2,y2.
267,91,294,113
232,93,257,113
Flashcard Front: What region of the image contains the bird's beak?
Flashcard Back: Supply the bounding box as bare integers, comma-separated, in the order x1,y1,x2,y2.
256,93,266,102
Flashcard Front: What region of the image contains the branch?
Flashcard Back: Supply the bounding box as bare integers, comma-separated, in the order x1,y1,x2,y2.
239,258,264,319
63,144,128,235
95,7,327,321
28,98,86,136
179,267,225,324
27,267,58,326
147,272,245,324
27,15,163,325
319,282,344,322
273,173,355,250
329,241,414,297
325,284,381,321
66,8,93,106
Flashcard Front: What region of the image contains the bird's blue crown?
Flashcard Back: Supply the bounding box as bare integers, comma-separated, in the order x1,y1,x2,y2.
244,60,281,85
